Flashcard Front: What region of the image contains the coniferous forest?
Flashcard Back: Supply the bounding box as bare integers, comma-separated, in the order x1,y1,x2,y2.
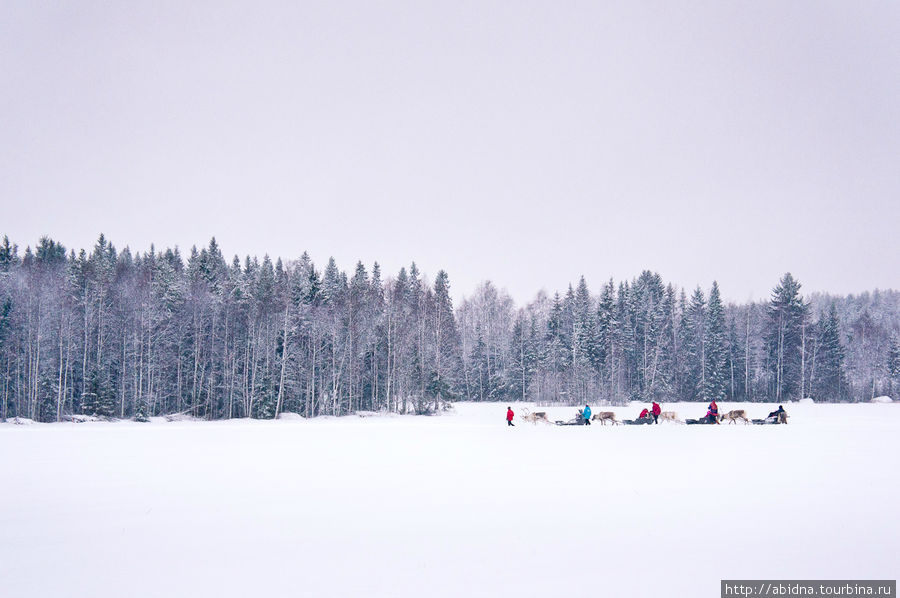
1,234,898,422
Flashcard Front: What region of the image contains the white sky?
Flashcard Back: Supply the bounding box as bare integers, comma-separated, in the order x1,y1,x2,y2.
2,1,898,305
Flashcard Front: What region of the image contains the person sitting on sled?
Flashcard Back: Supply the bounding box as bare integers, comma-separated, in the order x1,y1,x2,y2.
638,407,650,419
766,405,786,423
706,400,719,424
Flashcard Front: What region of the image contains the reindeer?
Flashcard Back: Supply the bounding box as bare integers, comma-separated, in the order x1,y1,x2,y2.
521,408,551,424
722,409,750,424
591,411,620,425
659,411,682,423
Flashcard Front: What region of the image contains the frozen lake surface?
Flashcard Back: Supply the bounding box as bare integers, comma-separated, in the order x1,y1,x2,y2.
2,401,898,597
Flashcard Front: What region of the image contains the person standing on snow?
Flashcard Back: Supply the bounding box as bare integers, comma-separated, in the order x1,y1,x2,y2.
506,406,515,426
583,404,592,425
651,401,662,424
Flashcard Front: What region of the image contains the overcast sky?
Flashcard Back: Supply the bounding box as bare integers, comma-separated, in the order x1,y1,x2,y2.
2,1,898,305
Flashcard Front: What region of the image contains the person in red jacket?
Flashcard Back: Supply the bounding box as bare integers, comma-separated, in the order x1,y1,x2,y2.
651,401,662,424
638,408,650,419
706,400,719,424
506,406,515,427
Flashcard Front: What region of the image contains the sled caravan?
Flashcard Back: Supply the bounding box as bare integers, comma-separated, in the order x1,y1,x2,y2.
516,402,790,427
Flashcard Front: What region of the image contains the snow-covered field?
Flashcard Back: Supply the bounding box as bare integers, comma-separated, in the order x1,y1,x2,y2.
2,401,898,597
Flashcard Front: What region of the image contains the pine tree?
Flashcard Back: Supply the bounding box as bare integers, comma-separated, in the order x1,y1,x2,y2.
321,257,343,307
133,396,150,422
407,263,426,410
727,316,742,400
888,334,900,399
631,271,667,399
703,281,728,402
572,276,595,403
766,273,808,401
348,261,369,412
0,235,18,271
430,270,460,408
683,287,706,401
814,303,847,401
657,284,678,399
543,293,570,402
82,368,115,417
469,328,488,401
596,280,616,399
616,282,635,401
367,262,386,411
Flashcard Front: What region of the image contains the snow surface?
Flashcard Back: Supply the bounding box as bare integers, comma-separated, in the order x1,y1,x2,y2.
871,396,893,403
2,402,898,598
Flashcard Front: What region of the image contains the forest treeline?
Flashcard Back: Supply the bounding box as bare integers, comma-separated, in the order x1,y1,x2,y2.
1,235,898,422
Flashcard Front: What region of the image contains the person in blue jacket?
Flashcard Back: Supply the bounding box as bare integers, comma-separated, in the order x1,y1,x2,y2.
583,404,592,425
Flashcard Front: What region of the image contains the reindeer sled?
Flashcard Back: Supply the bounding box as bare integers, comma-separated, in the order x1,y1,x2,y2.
555,409,588,426
752,411,789,425
554,409,620,425
685,415,719,425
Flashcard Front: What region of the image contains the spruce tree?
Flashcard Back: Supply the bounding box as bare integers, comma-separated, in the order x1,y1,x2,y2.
683,287,706,401
469,329,488,401
544,293,570,402
0,235,18,271
573,276,595,402
133,396,150,422
703,281,728,402
595,280,616,392
814,303,846,401
888,334,900,399
766,273,808,401
83,368,115,418
431,270,461,408
727,316,742,400
616,281,636,401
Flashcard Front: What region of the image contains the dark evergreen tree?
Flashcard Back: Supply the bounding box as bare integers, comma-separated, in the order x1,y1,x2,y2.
595,279,616,399
615,281,635,401
0,235,18,271
727,315,743,400
766,273,808,401
82,367,115,417
430,270,461,408
813,303,847,401
572,276,596,403
543,293,570,402
682,287,706,401
469,328,488,401
887,333,900,399
703,281,728,402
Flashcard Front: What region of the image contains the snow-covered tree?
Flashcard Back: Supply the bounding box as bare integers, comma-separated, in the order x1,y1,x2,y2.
766,273,808,401
703,281,728,402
